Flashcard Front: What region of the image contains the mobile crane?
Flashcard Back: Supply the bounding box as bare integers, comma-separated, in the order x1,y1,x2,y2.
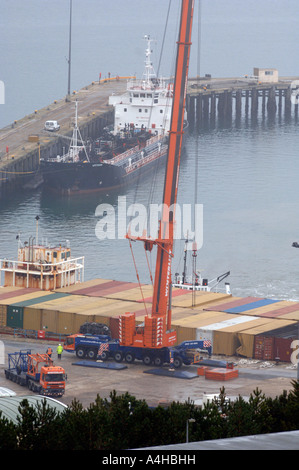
98,1,208,368
5,349,66,397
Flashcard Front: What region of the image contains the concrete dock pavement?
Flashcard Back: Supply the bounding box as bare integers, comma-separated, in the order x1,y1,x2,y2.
0,335,297,409
0,78,128,159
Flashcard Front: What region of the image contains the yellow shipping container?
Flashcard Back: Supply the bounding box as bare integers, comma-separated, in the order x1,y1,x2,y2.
233,300,293,317
40,309,59,333
171,290,231,308
0,304,7,327
56,278,111,293
23,307,42,331
236,319,297,358
174,325,197,344
0,291,50,306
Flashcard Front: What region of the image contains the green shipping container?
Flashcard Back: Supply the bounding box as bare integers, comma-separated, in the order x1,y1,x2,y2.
7,305,24,329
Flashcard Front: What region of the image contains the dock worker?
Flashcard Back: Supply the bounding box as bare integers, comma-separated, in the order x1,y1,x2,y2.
46,346,52,358
57,344,63,359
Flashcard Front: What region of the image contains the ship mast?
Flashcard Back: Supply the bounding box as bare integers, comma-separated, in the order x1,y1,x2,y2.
126,0,194,347
143,35,157,85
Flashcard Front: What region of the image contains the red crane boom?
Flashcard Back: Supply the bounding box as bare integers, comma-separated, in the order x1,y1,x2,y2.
125,0,195,349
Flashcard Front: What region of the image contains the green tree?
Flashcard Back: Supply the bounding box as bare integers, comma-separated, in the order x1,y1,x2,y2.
16,399,61,450
0,412,17,450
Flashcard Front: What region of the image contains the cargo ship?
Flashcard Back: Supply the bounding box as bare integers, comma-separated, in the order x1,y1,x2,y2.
41,35,180,195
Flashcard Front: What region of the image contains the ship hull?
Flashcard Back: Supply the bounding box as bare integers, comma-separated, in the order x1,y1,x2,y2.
41,144,168,195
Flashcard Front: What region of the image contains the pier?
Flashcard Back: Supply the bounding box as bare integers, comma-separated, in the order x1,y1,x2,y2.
186,75,299,128
0,75,299,196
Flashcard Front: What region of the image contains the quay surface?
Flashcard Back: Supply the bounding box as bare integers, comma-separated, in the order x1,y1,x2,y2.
1,75,299,196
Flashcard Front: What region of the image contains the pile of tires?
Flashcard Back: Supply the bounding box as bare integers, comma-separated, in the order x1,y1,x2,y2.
79,322,111,336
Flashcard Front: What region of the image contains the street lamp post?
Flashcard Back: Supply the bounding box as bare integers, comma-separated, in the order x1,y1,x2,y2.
186,418,195,443
292,242,299,382
66,0,72,101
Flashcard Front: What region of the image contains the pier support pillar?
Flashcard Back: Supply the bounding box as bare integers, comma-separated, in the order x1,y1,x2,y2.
285,86,292,118
267,86,277,117
210,92,216,126
196,95,203,127
235,90,242,121
251,88,258,121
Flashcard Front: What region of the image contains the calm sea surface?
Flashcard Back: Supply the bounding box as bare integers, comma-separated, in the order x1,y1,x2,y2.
1,1,299,300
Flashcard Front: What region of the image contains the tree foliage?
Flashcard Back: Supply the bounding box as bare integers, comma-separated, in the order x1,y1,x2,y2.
1,381,299,450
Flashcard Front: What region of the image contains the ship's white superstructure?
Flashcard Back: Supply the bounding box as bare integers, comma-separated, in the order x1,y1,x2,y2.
109,35,173,136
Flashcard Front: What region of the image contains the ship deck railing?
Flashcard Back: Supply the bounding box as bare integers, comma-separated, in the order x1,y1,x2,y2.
125,144,168,174
0,256,85,289
103,134,166,167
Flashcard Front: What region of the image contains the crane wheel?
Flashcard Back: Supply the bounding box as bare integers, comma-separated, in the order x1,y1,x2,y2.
125,352,135,364
114,352,123,362
154,356,163,367
173,357,183,369
142,355,152,366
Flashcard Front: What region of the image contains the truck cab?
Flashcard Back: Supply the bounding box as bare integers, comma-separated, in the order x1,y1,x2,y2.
44,120,60,132
38,365,66,397
64,334,78,352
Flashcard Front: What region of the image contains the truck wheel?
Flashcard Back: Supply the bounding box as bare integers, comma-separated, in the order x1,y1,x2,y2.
173,357,183,369
142,355,152,366
114,352,123,362
76,348,86,359
86,349,97,360
125,352,135,364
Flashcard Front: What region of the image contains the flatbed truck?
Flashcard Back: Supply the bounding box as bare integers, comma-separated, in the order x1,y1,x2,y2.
98,339,212,369
4,349,66,397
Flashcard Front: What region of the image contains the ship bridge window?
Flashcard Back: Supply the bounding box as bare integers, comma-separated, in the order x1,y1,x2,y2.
160,109,163,113
139,109,142,113
140,93,145,98
147,93,152,98
124,108,127,112
133,93,139,98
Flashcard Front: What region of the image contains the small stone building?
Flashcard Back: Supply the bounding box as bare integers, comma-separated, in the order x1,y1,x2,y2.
253,68,279,83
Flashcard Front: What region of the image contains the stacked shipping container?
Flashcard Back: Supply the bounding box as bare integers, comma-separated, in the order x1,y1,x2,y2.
0,281,298,362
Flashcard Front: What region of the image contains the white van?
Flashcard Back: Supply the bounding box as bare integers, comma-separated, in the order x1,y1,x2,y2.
44,120,60,132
